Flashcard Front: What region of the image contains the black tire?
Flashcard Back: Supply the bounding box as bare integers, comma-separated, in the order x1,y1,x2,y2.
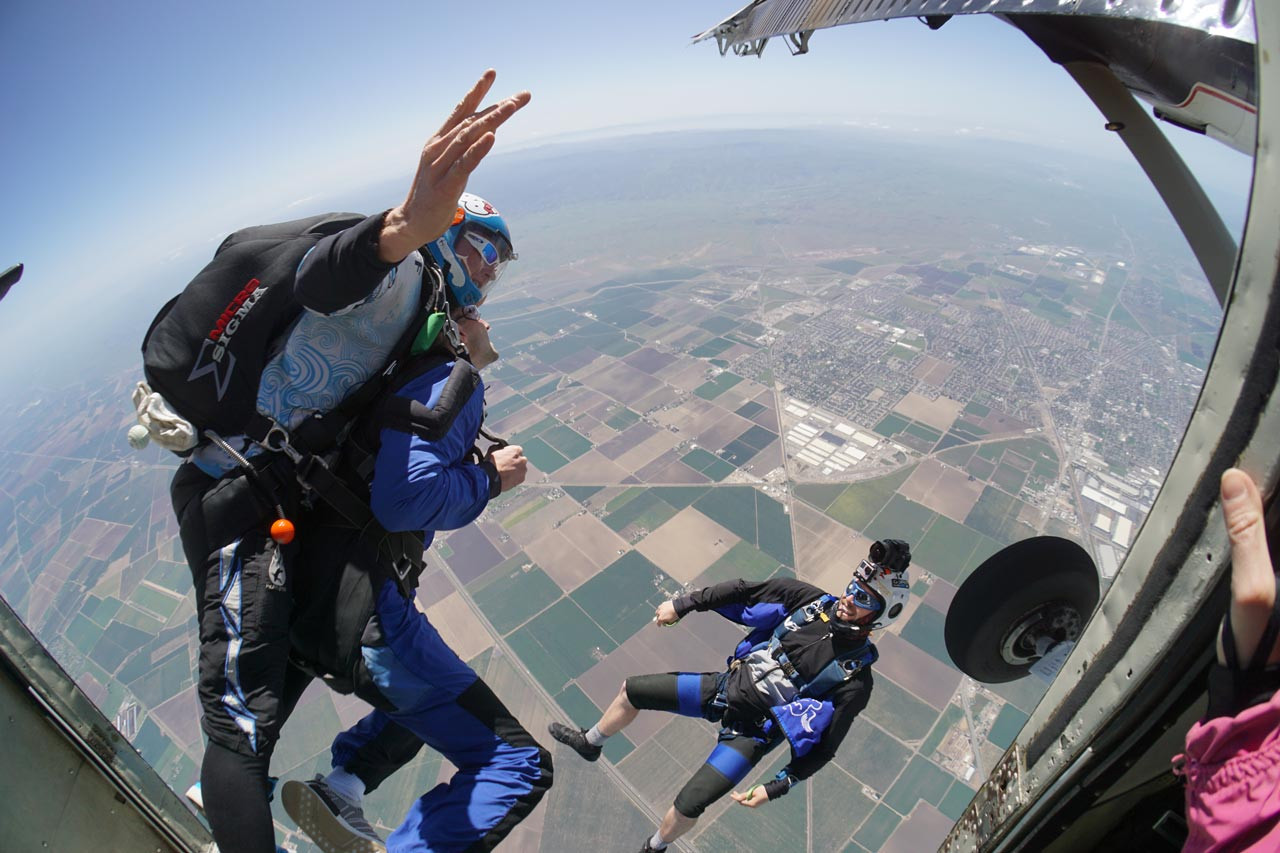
945,537,1100,683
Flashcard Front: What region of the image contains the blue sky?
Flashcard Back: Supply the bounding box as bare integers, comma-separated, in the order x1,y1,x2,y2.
0,0,1253,389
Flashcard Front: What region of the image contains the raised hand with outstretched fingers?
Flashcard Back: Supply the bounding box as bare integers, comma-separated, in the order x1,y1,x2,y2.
379,70,531,263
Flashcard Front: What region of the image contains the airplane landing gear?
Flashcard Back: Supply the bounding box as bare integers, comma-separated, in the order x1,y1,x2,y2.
944,537,1100,683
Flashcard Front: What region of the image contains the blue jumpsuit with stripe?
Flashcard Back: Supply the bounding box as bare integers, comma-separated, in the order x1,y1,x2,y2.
330,359,551,852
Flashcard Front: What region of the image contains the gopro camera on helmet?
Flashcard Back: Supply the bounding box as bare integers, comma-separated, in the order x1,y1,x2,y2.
845,539,913,631
854,539,912,582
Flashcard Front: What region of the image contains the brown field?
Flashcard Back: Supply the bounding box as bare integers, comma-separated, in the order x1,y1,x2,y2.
504,494,582,549
541,384,611,421
525,529,599,593
692,412,756,453
912,355,957,386
655,358,710,392
892,391,964,433
743,438,784,474
745,392,780,430
632,612,745,675
924,578,958,613
612,428,682,472
576,415,612,443
579,360,660,406
425,591,494,662
874,633,961,710
548,450,631,484
633,385,681,414
650,396,721,435
150,687,204,749
710,377,767,413
634,449,688,483
793,501,871,592
636,507,740,585
415,569,455,606
578,644,666,745
623,346,677,375
559,513,630,567
973,409,1035,435
597,422,659,460
858,263,902,281
477,518,521,561
901,459,984,522
882,802,955,853
489,400,553,437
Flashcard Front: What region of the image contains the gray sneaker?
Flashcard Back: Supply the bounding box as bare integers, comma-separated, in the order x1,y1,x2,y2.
548,722,603,761
282,775,386,853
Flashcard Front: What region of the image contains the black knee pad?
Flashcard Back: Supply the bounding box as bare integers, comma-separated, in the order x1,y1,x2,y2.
673,790,709,819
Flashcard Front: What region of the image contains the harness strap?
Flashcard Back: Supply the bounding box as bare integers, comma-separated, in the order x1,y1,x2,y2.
294,454,423,598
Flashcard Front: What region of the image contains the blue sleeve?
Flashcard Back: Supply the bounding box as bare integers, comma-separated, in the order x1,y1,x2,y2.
369,365,491,533
294,211,396,314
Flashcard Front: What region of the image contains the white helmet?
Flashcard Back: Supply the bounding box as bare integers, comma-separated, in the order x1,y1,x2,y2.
843,539,912,632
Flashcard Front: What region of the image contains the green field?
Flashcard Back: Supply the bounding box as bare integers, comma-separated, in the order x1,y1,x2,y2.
794,482,849,512
511,415,559,446
526,377,562,401
542,424,593,459
506,598,618,694
65,612,103,655
564,484,604,504
522,436,571,473
912,515,985,578
854,804,902,849
693,487,794,566
471,557,562,635
922,703,965,758
965,486,1034,544
812,770,877,851
697,540,783,587
988,702,1031,749
873,414,909,437
865,493,938,547
501,495,549,529
864,674,940,743
939,780,979,821
884,754,953,815
603,488,681,537
824,465,916,531
690,336,735,358
991,462,1027,494
571,550,673,645
693,371,744,400
127,646,191,707
487,393,531,422
605,406,641,431
899,604,954,670
699,315,737,335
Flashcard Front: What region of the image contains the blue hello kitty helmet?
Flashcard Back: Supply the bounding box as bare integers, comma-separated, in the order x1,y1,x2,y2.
424,193,517,307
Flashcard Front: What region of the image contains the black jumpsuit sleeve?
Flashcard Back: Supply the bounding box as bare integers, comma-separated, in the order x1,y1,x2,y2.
672,577,827,618
293,210,398,314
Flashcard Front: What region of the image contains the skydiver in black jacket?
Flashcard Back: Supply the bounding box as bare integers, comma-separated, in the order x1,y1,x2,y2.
549,540,911,853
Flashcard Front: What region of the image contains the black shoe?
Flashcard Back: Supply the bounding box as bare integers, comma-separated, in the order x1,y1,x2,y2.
639,840,668,853
548,722,602,761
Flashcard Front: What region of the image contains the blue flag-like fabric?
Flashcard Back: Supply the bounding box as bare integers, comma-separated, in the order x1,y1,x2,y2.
767,698,834,757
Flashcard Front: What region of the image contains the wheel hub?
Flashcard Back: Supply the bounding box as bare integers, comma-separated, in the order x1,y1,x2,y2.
999,602,1084,666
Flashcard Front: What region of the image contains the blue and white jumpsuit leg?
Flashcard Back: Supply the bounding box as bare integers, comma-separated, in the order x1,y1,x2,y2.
337,580,552,853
